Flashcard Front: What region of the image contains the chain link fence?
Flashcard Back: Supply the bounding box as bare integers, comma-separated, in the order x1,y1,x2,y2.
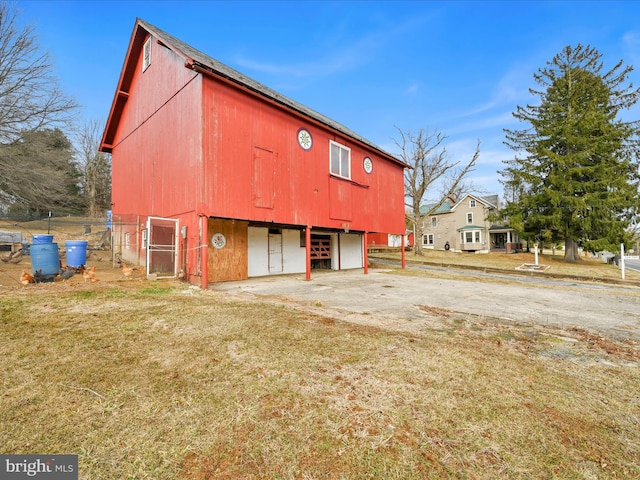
0,214,112,260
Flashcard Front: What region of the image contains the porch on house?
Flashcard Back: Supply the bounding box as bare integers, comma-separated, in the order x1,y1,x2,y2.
489,225,522,253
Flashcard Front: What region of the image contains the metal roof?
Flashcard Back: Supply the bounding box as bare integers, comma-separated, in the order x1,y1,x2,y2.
488,225,516,232
130,18,405,167
419,201,452,215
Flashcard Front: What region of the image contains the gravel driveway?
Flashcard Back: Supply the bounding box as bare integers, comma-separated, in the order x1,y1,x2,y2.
212,266,640,342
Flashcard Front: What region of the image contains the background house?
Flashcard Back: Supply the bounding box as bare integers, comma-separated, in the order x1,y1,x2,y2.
100,19,407,287
420,194,522,253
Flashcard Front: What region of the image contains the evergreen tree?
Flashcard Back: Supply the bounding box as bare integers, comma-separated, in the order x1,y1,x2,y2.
0,128,84,216
501,45,640,262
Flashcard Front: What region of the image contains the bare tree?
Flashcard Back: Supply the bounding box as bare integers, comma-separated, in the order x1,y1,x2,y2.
0,2,79,216
395,127,479,255
75,119,111,216
0,2,77,144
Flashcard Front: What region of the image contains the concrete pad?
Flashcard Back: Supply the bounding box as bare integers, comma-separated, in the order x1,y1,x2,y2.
211,267,640,341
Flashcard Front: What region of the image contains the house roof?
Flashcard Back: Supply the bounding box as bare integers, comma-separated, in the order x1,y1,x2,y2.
457,224,484,231
420,192,499,216
480,194,499,207
101,18,407,169
451,193,497,211
419,201,452,216
488,225,516,232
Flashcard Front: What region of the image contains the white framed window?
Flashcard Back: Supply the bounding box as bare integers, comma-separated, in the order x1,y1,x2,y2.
469,199,476,208
461,230,482,244
142,229,148,249
330,140,351,179
431,216,438,228
467,212,473,224
423,233,434,246
143,37,151,72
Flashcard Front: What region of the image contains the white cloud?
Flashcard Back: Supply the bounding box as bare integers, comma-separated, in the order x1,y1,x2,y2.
234,12,434,79
234,55,350,78
405,82,420,95
445,111,516,136
441,61,537,125
622,30,640,67
452,101,498,119
492,62,536,106
446,139,508,166
623,31,640,47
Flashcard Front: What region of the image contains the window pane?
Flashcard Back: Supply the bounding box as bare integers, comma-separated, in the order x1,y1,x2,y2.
466,232,473,242
143,38,151,71
330,144,340,174
475,231,480,242
340,147,350,178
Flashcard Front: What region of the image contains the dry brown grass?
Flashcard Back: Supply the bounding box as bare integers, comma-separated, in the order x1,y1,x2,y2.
2,219,640,477
1,281,639,479
371,248,640,283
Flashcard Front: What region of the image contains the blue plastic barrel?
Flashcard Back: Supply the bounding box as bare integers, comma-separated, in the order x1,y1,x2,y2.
32,234,54,244
30,243,60,275
65,240,88,268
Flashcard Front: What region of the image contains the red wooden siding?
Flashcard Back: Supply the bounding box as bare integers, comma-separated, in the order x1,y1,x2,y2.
200,76,405,234
110,37,204,221
368,233,390,246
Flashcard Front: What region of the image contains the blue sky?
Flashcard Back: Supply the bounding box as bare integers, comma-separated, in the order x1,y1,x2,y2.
15,0,640,201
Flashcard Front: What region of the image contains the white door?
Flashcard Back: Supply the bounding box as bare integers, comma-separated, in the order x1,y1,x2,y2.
268,233,283,273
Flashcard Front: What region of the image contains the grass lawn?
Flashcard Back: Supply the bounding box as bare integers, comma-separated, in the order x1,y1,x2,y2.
1,282,639,479
370,248,640,284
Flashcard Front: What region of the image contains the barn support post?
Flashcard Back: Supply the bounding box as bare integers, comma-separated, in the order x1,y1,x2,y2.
363,232,369,275
401,233,406,269
136,215,141,266
305,226,312,281
200,215,209,289
337,233,342,271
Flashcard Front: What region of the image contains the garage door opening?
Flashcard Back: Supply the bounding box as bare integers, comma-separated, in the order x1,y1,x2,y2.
310,234,331,269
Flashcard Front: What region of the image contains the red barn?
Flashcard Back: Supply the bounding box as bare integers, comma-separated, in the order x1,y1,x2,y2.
101,19,407,288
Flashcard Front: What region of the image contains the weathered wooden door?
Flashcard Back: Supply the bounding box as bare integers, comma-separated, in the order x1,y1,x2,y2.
207,218,248,282
253,146,275,209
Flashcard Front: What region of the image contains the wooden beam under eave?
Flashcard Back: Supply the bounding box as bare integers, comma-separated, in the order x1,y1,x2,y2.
101,92,129,151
